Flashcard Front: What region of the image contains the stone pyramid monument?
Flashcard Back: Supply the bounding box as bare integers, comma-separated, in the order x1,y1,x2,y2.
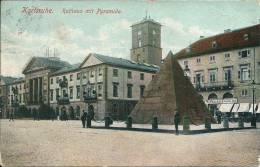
130,51,215,125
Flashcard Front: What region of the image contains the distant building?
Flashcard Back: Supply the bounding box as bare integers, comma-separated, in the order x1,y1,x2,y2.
9,77,26,106
21,56,71,110
176,24,260,116
2,17,161,119
0,76,17,118
49,53,158,120
130,17,162,66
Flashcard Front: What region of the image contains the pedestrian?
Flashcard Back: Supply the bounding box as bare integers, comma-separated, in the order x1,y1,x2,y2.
217,111,222,124
86,113,91,128
51,109,55,121
64,112,68,121
81,110,87,128
88,109,95,121
33,108,36,120
37,109,40,121
174,112,180,135
9,109,14,121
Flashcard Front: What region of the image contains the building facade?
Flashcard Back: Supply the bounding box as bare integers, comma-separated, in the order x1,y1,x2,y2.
0,76,17,118
130,17,162,66
177,24,260,116
49,53,158,120
9,78,26,106
2,17,161,120
21,56,71,110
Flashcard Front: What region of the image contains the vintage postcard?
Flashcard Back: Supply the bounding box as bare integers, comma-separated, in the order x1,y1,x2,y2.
0,0,260,166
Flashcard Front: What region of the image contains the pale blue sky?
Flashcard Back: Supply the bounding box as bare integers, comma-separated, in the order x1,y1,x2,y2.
1,0,260,77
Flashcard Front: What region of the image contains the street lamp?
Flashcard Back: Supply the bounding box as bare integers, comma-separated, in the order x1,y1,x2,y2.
251,80,256,127
184,65,190,78
11,86,19,120
86,81,91,98
183,65,191,133
83,80,97,128
184,65,190,113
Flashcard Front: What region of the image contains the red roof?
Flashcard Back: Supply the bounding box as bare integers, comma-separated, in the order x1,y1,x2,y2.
176,24,260,59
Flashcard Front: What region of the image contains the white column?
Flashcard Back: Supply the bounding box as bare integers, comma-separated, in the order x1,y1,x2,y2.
37,77,40,103
32,79,35,104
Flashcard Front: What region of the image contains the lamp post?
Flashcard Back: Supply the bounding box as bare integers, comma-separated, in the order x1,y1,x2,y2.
11,86,19,120
251,80,256,127
183,65,190,133
83,81,97,128
184,65,190,113
57,77,69,120
86,81,91,112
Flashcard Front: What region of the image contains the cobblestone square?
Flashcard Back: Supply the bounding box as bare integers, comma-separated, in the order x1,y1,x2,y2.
0,119,259,166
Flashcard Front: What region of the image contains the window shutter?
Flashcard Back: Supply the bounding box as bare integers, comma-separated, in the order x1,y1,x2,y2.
248,69,251,78
238,70,240,79
202,76,204,82
193,77,196,83
238,51,241,57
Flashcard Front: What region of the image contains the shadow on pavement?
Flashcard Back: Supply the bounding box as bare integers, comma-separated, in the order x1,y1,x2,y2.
88,125,256,135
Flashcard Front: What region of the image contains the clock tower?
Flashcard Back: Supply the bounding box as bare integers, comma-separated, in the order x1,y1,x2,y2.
130,17,162,66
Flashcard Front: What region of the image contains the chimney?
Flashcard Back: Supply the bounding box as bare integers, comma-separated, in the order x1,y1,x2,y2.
47,47,50,57
54,48,56,57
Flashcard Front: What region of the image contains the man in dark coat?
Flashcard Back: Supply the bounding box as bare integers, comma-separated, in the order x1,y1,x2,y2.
33,109,36,120
174,112,181,135
217,111,222,124
9,109,14,121
81,110,87,128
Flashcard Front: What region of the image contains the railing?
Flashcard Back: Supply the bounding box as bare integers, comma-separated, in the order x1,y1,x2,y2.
59,79,68,88
83,91,97,103
57,96,70,105
193,81,234,92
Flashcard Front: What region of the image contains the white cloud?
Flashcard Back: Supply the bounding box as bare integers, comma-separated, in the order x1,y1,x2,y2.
160,17,219,57
54,24,84,43
188,25,217,37
160,17,186,35
161,17,218,37
2,17,218,76
1,19,132,76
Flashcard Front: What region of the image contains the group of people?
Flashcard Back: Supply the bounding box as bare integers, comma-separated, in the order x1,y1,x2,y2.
81,109,94,128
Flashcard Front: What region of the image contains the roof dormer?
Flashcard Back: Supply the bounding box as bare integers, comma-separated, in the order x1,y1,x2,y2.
212,41,218,49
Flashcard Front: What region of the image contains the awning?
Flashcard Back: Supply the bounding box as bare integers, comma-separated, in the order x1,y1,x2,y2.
231,103,240,113
219,103,234,113
256,103,260,114
237,103,250,112
249,104,257,113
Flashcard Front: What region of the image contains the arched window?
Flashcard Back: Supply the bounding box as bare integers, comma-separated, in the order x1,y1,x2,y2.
208,93,218,100
69,106,75,120
76,106,80,117
223,92,233,99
